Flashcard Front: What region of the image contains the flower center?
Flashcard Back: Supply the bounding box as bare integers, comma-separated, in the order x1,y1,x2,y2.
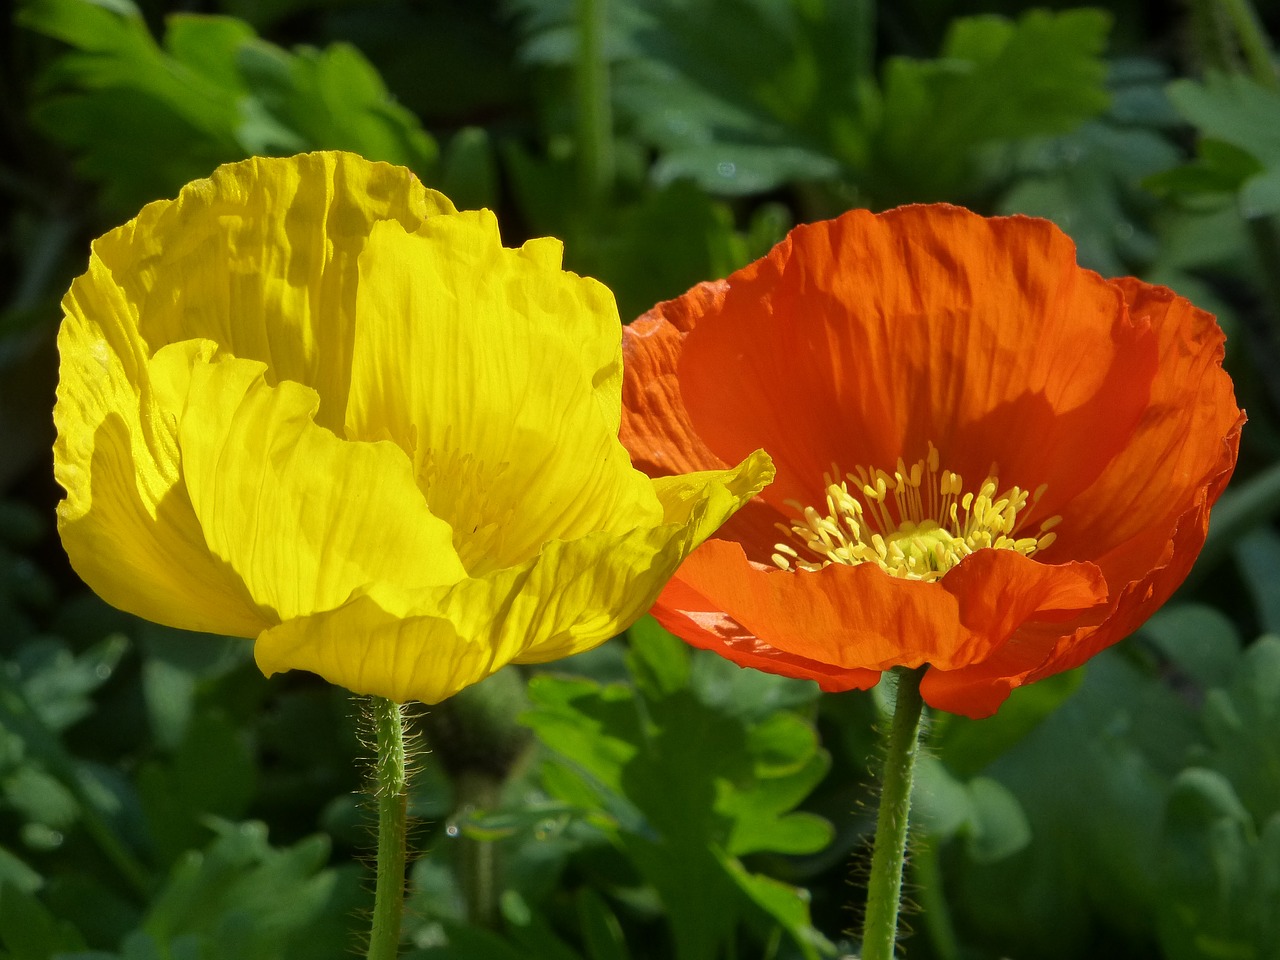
771,442,1060,580
419,430,515,575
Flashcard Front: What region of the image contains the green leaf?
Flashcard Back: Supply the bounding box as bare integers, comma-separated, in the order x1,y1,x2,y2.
238,41,438,168
525,622,834,960
4,766,79,832
869,9,1111,203
14,635,129,733
944,645,1202,958
1135,602,1242,690
625,615,692,701
140,820,360,960
1234,528,1280,634
1239,165,1280,217
1200,638,1280,826
650,143,839,197
1197,460,1280,581
0,884,87,957
1146,139,1266,199
720,854,831,960
1157,73,1280,219
609,0,874,196
912,758,1029,863
1167,73,1280,165
503,170,757,323
19,0,437,215
576,887,630,960
137,712,256,867
523,677,638,800
139,625,249,752
414,922,536,960
999,104,1179,275
963,777,1031,864
886,10,1111,140
931,667,1083,777
0,643,150,898
501,890,585,960
0,847,41,895
912,754,973,840
690,645,819,723
1157,769,1280,960
440,127,500,211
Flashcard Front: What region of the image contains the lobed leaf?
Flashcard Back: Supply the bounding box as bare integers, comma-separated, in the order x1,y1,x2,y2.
18,0,437,215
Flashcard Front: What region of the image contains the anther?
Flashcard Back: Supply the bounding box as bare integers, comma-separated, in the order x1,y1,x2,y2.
771,443,1063,581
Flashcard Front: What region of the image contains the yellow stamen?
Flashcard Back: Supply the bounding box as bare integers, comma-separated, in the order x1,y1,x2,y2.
419,425,515,575
772,442,1060,580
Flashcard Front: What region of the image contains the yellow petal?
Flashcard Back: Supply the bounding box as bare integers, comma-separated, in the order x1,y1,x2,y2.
54,263,269,637
253,451,774,703
89,151,455,433
149,341,466,621
55,152,458,637
650,448,776,539
343,214,660,575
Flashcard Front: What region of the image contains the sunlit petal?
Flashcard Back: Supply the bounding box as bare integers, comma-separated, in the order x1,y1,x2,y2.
623,204,1241,717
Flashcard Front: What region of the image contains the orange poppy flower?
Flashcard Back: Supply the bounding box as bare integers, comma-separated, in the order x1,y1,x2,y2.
620,204,1243,718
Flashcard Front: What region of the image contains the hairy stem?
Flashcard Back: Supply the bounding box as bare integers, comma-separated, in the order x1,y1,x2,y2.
861,667,927,960
367,697,409,960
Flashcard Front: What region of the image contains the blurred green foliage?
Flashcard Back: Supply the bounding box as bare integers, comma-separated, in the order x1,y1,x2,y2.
4,0,1280,957
17,0,438,216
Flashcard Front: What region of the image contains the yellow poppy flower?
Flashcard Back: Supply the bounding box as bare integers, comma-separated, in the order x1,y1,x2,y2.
54,151,772,704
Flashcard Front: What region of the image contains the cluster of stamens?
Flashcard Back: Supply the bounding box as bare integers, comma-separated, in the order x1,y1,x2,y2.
419,426,515,574
771,442,1060,581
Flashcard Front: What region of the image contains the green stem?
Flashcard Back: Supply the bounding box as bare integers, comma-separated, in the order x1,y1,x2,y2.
367,697,409,960
912,836,960,960
861,667,926,960
1218,0,1278,88
574,0,614,204
1190,0,1241,74
455,769,503,929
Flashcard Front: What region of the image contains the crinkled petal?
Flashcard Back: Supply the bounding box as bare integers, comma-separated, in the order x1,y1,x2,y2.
650,540,964,670
620,204,1241,718
1051,280,1244,577
54,258,269,637
254,452,772,702
150,341,466,622
650,573,882,692
913,550,1109,716
922,281,1245,713
621,280,732,479
344,215,661,574
940,550,1109,654
54,151,457,636
622,284,790,557
89,151,455,433
649,540,1106,712
624,206,1160,556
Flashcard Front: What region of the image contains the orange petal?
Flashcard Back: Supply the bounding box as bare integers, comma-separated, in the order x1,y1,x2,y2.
621,280,732,478
651,573,882,691
918,550,1110,717
1051,279,1243,576
620,205,1242,717
659,206,1157,519
650,538,1105,692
